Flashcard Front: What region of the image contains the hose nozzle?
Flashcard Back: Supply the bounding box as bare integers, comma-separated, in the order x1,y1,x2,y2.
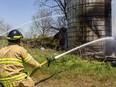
46,58,55,67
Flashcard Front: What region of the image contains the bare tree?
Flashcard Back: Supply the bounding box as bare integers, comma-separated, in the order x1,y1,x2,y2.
35,0,67,26
31,9,55,36
0,18,12,35
0,18,5,34
33,0,68,48
24,27,37,39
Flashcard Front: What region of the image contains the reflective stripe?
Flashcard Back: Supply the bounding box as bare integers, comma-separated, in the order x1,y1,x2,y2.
0,73,27,83
13,36,22,39
24,54,32,62
0,58,22,65
6,36,22,40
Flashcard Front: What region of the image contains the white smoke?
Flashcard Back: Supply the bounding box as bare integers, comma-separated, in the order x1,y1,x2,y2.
112,0,116,37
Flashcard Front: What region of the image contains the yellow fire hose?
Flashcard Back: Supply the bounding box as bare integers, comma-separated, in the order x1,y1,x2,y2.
30,61,48,77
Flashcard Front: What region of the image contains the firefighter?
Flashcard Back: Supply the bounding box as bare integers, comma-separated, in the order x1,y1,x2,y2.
0,29,41,87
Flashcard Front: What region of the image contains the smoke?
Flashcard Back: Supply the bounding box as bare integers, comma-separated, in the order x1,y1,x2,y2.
112,0,116,37
77,0,113,56
107,0,116,56
0,14,64,36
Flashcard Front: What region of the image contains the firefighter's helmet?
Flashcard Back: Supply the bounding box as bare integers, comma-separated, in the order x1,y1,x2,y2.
7,29,23,40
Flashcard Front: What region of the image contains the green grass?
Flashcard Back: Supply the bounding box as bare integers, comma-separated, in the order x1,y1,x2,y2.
24,48,116,83
0,40,116,86
24,48,116,87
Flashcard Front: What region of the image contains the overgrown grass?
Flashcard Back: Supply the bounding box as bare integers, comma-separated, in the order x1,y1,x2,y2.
24,47,116,83
0,40,116,86
0,39,7,48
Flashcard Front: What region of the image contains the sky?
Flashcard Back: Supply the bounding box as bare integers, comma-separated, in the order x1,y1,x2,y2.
0,0,116,35
0,0,36,32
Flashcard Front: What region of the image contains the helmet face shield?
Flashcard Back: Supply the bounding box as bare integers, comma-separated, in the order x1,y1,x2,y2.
7,30,23,40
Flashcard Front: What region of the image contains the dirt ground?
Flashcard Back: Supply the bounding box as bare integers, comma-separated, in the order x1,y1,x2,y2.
33,75,116,87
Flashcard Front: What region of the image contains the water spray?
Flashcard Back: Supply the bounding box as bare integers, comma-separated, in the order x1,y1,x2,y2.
0,14,64,36
30,37,115,76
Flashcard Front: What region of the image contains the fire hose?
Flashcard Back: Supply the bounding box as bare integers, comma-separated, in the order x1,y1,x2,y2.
30,37,115,77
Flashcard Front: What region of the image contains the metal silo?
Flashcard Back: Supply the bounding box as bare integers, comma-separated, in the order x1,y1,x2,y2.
67,0,112,54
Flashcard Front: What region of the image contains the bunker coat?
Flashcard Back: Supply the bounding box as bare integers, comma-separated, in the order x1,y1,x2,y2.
0,45,41,87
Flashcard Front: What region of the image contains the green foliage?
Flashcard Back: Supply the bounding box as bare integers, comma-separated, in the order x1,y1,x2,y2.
36,35,48,39
0,39,7,48
22,35,58,47
1,37,115,86
24,48,116,83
